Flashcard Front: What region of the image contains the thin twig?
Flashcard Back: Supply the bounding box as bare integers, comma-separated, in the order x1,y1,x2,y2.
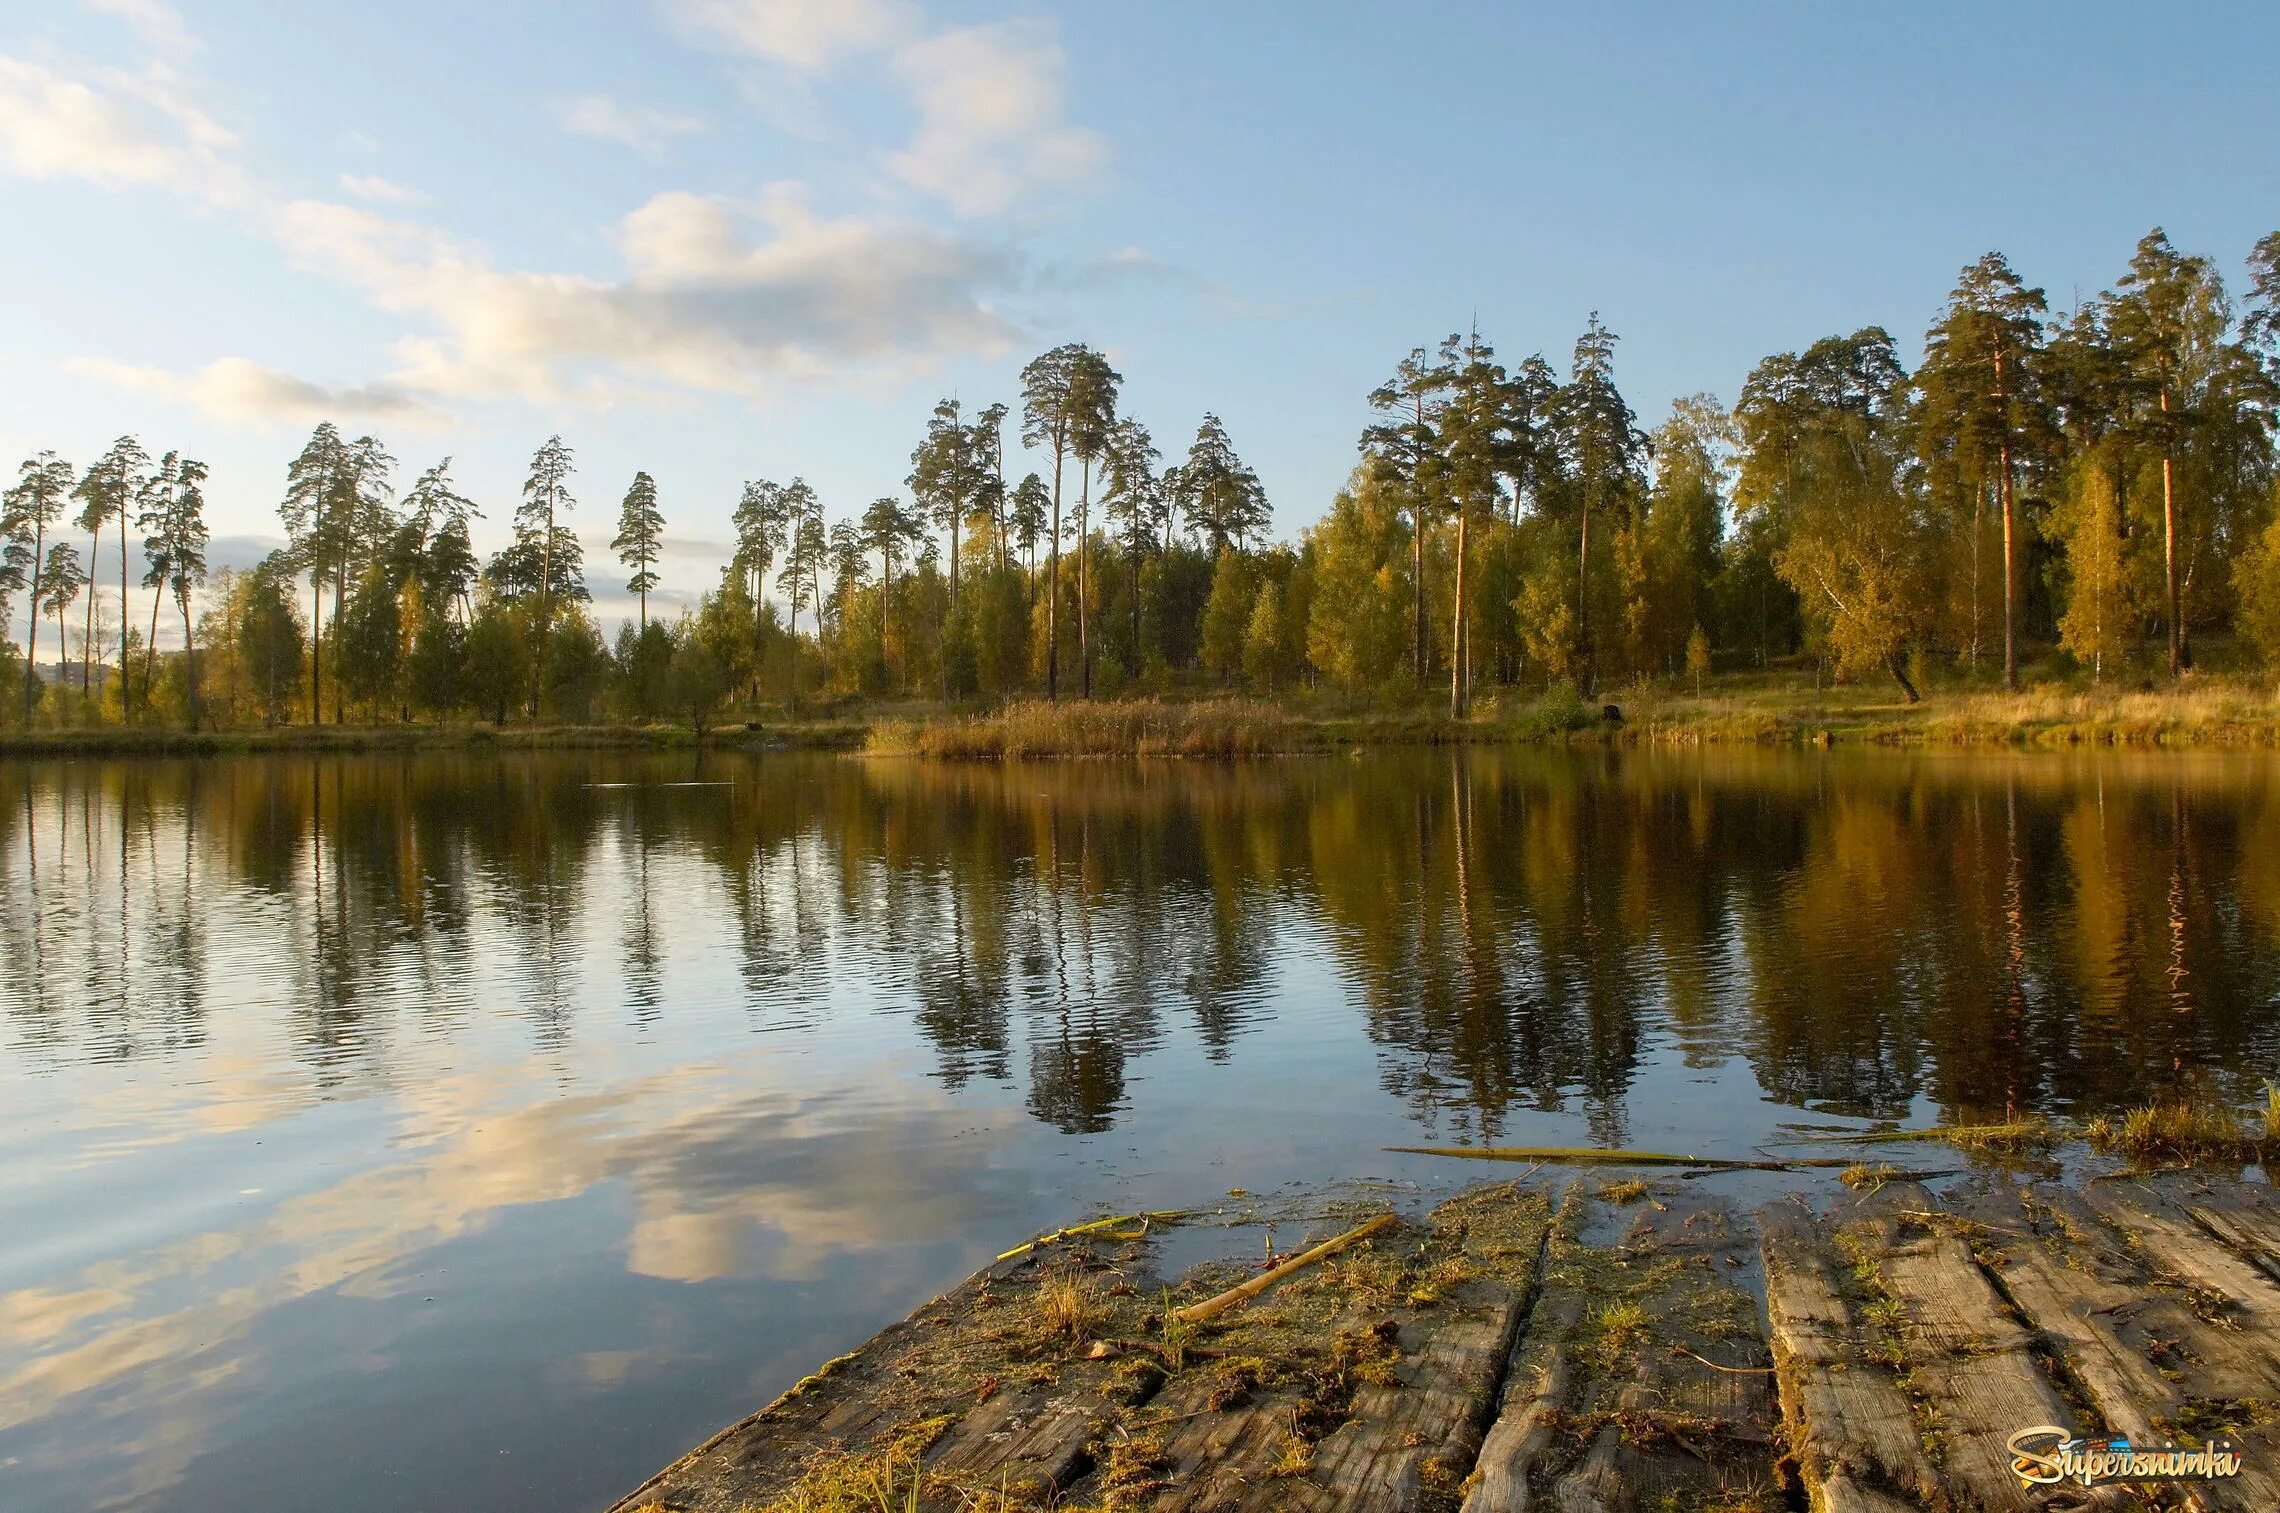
1673,1346,1777,1376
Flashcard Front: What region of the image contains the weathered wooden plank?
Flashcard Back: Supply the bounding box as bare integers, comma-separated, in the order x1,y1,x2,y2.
1758,1198,1943,1513
1301,1281,1528,1510
1959,1184,2280,1512
923,1369,1128,1497
1541,1200,1779,1513
1458,1287,1585,1513
2082,1182,2280,1326
1139,1371,1333,1512
1829,1183,2073,1511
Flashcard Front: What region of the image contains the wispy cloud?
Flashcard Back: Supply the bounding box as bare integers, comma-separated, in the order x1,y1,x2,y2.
81,0,195,56
665,3,1104,217
68,355,449,427
552,93,707,155
337,171,426,205
0,55,246,205
662,0,919,70
887,22,1104,216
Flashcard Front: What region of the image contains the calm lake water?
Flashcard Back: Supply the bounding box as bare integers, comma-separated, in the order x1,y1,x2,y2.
4,747,2279,1512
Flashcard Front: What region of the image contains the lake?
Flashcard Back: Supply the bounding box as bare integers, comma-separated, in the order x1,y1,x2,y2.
3,746,2278,1512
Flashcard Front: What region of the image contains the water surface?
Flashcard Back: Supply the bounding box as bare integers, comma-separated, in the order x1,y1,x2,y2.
4,747,2278,1512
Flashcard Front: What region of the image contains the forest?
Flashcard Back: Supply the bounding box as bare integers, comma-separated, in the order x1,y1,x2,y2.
5,226,2280,738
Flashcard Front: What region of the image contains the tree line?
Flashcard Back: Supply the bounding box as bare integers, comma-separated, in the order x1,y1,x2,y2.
5,226,2278,732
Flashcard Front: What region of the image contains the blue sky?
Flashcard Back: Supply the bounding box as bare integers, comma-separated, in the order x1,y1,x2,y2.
4,0,2277,638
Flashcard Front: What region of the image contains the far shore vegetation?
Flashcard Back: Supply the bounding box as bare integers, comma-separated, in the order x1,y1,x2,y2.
9,227,2280,759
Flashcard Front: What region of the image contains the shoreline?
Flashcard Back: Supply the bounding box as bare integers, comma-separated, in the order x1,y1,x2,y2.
609,1162,2280,1513
4,678,2279,759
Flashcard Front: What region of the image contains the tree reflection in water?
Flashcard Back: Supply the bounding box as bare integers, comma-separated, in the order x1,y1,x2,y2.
5,748,2280,1138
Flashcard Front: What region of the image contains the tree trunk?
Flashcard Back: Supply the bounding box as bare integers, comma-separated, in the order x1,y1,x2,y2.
21,520,42,725
1449,509,1469,718
1969,482,1982,671
309,579,323,727
1576,500,1594,695
1411,491,1427,689
1887,650,1920,703
147,583,163,717
2161,391,2181,676
1078,457,1091,699
1130,545,1143,673
118,526,130,721
180,594,197,730
2000,438,2018,691
1047,443,1063,700
83,521,99,711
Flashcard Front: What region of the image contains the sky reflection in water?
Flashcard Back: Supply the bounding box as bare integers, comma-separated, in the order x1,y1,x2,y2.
3,747,2278,1512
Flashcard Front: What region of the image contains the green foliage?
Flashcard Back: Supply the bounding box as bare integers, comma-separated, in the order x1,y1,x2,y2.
333,564,402,718
667,621,730,733
2051,450,2133,678
463,600,525,724
2235,486,2280,669
1200,549,1258,680
12,228,2278,734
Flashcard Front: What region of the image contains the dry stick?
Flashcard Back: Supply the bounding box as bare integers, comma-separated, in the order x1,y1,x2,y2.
1174,1212,1397,1325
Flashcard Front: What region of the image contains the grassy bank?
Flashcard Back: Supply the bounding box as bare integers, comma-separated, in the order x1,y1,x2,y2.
0,719,870,758
6,668,2280,760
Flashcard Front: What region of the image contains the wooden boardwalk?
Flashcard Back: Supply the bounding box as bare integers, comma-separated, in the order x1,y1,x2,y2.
610,1170,2280,1512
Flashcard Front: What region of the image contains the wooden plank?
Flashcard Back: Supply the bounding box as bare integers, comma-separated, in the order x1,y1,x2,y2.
1541,1200,1780,1512
923,1369,1129,1498
1829,1183,2074,1511
1758,1198,1943,1513
2081,1182,2280,1327
1138,1372,1332,1513
1301,1281,1528,1509
1458,1288,1585,1513
1959,1184,2280,1512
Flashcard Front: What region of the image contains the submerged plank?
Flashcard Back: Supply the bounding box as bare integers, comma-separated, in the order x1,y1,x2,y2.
1462,1189,1780,1513
1543,1199,1780,1512
1758,1198,1940,1513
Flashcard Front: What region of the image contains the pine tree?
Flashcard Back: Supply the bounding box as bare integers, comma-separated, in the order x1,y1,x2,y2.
5,452,75,723
139,452,210,727
1917,252,2050,689
1020,344,1087,699
521,435,577,636
1550,314,1647,694
72,436,147,715
613,471,666,628
1362,348,1452,687
2107,229,2227,674
39,542,85,703
775,479,824,713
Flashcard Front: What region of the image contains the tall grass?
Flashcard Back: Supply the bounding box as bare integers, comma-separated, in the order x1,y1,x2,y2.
879,699,1312,759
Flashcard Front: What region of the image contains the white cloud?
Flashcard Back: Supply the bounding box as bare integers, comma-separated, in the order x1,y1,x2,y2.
887,22,1104,215
337,171,426,205
68,356,448,427
663,0,918,69
0,55,245,204
257,187,1021,404
552,93,707,155
82,0,195,55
